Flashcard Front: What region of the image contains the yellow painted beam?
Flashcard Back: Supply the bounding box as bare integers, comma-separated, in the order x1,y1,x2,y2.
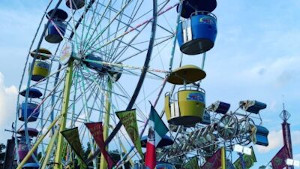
100,79,112,169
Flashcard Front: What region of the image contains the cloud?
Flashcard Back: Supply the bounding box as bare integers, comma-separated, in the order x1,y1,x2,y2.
0,72,18,143
241,56,300,88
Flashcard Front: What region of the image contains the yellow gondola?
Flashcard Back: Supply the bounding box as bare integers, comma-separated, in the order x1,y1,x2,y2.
167,65,206,84
165,65,206,126
31,60,51,81
30,48,52,60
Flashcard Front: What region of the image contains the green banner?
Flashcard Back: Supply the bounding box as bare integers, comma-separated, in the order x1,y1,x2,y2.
234,147,256,169
184,156,200,169
61,127,87,168
116,109,143,158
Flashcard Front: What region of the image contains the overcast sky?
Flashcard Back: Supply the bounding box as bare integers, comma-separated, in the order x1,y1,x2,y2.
0,0,300,168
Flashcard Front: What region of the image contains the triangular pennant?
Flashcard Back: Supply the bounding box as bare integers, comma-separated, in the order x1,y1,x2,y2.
201,149,222,169
85,122,114,169
60,127,87,167
233,146,256,169
184,156,200,169
116,109,143,158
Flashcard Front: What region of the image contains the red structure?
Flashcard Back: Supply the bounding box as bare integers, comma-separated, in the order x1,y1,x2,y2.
280,103,293,169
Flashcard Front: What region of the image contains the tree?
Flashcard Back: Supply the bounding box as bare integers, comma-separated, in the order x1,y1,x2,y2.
109,149,131,169
0,143,6,169
0,144,5,152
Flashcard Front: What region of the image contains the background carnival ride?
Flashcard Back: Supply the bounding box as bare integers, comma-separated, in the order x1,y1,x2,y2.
10,0,271,168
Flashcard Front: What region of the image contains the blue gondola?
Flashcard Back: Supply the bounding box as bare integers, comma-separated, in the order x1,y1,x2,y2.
177,12,217,55
66,0,85,10
246,101,267,114
46,8,68,21
209,101,230,114
19,102,40,122
252,125,269,146
240,100,267,114
177,0,217,18
22,163,39,169
45,21,67,43
83,54,104,72
19,88,43,98
141,135,174,148
45,9,68,43
201,111,211,125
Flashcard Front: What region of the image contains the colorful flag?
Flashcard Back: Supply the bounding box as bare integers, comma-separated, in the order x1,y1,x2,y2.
85,122,114,169
233,146,257,169
148,105,169,147
226,159,236,169
145,126,156,169
60,127,87,167
271,146,289,169
145,105,169,169
116,109,143,158
201,149,222,169
184,156,200,169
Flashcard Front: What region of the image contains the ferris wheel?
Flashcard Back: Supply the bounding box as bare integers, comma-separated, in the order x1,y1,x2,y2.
11,0,271,169
13,0,182,168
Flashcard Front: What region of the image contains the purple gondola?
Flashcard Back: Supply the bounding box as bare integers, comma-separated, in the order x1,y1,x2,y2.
17,128,39,137
18,138,37,163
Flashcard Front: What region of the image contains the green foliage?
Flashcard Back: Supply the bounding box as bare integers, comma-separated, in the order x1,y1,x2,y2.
83,142,91,160
109,150,131,169
70,142,132,169
0,144,5,153
37,152,42,161
0,143,6,169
